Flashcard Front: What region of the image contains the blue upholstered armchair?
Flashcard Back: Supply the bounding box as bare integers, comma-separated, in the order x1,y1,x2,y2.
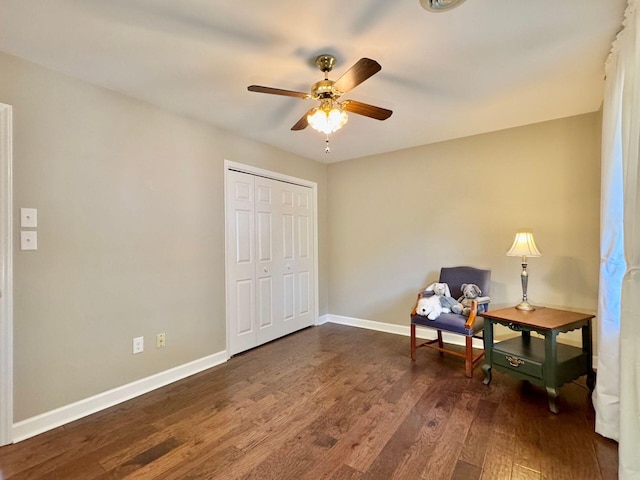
410,266,491,377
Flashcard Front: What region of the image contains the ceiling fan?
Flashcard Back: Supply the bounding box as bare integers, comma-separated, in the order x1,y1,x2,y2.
247,55,392,141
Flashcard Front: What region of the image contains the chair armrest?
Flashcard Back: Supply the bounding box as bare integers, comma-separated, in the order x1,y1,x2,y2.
477,296,490,305
410,293,421,317
464,300,479,329
476,296,491,314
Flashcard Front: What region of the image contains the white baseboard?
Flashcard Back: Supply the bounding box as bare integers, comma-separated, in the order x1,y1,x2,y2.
12,350,228,443
316,314,330,326
325,314,484,349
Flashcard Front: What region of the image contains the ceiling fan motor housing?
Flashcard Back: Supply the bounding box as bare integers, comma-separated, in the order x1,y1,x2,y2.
312,79,339,99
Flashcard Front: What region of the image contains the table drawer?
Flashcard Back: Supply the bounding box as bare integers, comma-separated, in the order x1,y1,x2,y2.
493,350,543,379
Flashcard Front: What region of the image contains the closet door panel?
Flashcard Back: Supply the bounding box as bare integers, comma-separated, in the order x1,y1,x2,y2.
255,176,285,344
226,171,257,355
257,277,273,329
283,273,295,321
282,213,294,260
256,209,273,331
235,280,255,335
299,271,310,316
294,186,314,330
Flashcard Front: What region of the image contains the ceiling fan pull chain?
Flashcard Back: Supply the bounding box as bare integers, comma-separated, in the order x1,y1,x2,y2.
325,135,331,154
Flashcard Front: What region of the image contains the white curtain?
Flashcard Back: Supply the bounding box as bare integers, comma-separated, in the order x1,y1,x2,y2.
594,1,640,478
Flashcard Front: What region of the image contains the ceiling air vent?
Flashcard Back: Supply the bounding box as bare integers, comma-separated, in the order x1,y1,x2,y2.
419,0,466,12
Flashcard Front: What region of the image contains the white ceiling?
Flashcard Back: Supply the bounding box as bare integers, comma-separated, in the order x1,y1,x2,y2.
0,0,626,163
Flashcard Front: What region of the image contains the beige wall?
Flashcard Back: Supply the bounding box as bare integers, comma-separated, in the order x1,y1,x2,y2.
0,51,328,421
327,114,601,334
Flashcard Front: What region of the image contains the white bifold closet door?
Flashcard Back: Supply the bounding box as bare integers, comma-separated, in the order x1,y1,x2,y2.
226,169,314,356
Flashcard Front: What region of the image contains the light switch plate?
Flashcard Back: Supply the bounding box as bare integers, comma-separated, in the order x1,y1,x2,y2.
20,231,37,251
20,208,37,228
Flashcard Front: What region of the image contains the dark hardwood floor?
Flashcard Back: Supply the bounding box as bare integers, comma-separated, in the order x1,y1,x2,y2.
0,323,618,479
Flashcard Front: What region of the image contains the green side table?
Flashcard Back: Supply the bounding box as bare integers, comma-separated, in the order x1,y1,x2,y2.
482,306,595,414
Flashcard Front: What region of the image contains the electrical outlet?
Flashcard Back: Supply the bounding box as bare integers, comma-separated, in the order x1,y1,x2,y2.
156,333,166,348
133,336,144,354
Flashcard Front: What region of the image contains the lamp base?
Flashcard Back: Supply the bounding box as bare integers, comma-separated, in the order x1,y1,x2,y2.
515,301,535,311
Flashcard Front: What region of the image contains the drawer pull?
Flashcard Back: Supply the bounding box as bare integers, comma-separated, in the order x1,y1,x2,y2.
506,356,525,367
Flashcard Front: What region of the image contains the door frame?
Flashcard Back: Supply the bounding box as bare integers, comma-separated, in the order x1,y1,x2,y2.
0,103,14,446
223,159,319,356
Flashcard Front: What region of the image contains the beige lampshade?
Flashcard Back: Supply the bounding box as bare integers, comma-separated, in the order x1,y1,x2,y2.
506,232,542,257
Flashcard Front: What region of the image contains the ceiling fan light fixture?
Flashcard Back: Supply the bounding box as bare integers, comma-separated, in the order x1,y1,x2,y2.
307,101,348,134
419,0,466,12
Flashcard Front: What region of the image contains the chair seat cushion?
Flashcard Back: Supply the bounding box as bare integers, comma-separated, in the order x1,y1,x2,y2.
411,312,484,336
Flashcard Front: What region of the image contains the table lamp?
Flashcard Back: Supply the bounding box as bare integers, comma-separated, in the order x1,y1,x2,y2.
506,232,541,311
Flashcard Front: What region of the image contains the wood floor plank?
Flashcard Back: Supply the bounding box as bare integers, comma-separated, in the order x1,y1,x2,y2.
0,324,617,480
215,397,329,479
7,452,109,480
98,428,182,472
242,441,317,480
0,428,68,477
330,464,365,480
512,383,545,473
537,411,602,479
512,463,542,480
109,437,182,478
362,376,467,479
450,460,482,480
458,399,497,467
344,375,432,473
155,445,245,480
479,431,516,480
242,374,392,480
1,412,158,478
478,373,518,480
299,371,432,479
151,423,255,479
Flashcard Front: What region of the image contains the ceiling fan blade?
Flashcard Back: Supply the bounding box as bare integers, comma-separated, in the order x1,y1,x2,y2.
291,109,314,130
248,85,309,99
333,58,382,94
342,100,392,120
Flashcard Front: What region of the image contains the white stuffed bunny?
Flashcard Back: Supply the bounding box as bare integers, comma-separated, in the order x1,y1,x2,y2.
424,282,463,314
425,282,451,297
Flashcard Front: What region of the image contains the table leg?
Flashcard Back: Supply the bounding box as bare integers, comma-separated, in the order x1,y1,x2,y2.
583,321,595,391
483,319,494,385
482,364,492,385
546,386,559,414
545,330,560,414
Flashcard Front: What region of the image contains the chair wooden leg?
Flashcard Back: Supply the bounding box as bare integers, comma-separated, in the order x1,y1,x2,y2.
437,331,444,349
465,336,473,378
410,323,416,361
